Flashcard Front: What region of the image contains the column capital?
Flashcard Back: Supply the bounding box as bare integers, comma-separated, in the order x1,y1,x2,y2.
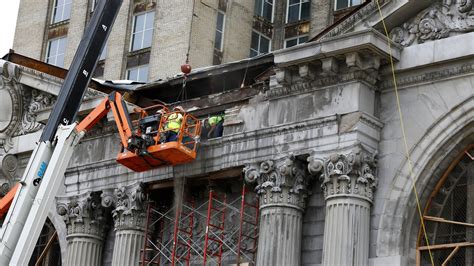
57,191,109,240
105,182,148,231
243,155,312,210
308,147,377,202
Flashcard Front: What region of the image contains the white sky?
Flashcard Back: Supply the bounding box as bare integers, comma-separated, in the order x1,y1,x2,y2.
0,1,21,57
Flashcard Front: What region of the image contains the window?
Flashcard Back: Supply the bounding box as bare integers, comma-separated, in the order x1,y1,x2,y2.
52,0,72,23
127,65,149,82
131,11,155,51
335,0,362,10
286,0,310,23
249,31,271,57
255,0,273,21
214,11,225,51
284,35,309,48
46,37,67,67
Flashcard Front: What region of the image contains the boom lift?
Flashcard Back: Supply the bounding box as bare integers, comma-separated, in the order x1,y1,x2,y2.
77,92,201,172
0,0,202,262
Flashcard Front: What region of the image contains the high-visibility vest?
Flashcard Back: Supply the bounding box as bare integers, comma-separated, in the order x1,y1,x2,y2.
165,113,183,132
209,115,224,126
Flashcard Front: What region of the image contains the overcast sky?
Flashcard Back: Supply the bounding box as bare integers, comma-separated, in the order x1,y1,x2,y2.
0,1,21,57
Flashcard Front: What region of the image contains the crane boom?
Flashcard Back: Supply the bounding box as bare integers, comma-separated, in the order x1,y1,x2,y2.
0,0,122,264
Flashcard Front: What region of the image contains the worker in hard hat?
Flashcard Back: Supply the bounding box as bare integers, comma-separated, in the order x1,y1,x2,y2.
207,113,224,139
164,106,184,142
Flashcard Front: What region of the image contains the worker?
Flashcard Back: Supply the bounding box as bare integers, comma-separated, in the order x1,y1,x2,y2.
207,113,224,138
164,106,184,142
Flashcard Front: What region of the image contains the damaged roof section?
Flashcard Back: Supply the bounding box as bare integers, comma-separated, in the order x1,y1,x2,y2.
133,53,274,105
3,51,274,109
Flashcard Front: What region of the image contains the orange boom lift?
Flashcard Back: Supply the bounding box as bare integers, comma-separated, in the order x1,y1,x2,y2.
77,91,202,172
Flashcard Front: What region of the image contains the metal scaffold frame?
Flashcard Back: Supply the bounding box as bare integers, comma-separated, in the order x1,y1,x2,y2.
140,182,259,266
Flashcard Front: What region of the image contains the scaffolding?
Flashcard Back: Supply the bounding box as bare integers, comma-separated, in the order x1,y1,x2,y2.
141,182,259,266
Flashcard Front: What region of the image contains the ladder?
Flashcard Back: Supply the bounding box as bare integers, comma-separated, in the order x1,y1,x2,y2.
203,190,227,265
171,199,195,266
236,183,259,265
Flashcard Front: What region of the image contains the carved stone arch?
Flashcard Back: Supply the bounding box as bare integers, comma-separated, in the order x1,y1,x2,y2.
376,96,474,264
0,61,24,152
47,210,68,265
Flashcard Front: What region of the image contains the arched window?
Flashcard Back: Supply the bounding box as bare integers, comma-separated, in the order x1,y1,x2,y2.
418,145,474,265
29,218,61,266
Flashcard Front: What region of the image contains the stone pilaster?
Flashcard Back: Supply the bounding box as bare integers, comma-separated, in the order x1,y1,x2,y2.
57,192,109,266
105,182,147,266
244,155,311,266
308,147,377,266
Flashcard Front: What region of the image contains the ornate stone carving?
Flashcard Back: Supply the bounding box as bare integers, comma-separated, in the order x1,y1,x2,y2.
15,88,56,136
0,62,23,152
308,148,377,202
390,1,474,47
0,154,18,195
243,155,311,209
57,191,109,239
110,182,148,231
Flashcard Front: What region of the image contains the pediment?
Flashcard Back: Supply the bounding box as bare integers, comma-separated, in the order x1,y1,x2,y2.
321,0,474,47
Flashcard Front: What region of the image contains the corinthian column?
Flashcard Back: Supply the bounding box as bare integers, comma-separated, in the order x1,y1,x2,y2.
244,155,311,266
106,182,147,266
308,148,377,266
57,192,109,266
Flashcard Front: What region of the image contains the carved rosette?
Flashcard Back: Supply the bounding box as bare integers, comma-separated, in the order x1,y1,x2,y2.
57,191,109,240
390,1,474,47
244,155,311,210
0,154,18,196
308,148,377,202
110,182,148,231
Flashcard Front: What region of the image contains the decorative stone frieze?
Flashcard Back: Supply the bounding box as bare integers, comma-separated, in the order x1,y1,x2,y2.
244,155,311,210
57,191,110,266
244,155,311,266
308,147,377,202
380,61,474,90
390,1,474,46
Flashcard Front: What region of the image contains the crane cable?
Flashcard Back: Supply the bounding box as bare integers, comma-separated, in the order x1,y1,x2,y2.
374,0,434,264
176,0,196,103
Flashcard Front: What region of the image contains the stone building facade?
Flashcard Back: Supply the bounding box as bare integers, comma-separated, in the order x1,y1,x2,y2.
12,0,353,83
1,0,473,265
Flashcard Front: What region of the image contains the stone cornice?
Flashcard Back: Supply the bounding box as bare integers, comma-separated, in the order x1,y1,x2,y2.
266,71,378,99
380,61,474,91
275,29,400,68
308,146,377,202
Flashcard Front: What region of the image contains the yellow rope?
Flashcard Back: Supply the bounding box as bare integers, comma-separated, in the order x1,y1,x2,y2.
374,1,434,265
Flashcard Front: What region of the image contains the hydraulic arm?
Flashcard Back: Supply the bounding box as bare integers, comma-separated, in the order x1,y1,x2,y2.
0,0,123,264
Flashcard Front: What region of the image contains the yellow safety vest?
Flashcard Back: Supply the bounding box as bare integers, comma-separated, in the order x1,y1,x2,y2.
165,113,183,133
209,115,224,126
